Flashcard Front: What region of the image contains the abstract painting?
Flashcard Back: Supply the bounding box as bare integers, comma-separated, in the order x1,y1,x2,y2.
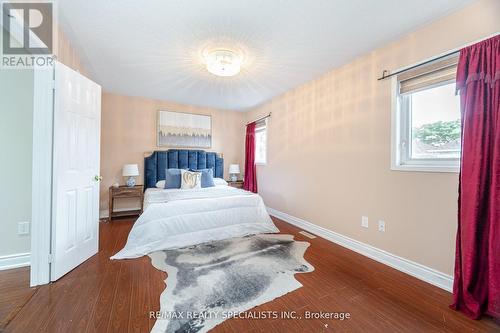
157,111,212,148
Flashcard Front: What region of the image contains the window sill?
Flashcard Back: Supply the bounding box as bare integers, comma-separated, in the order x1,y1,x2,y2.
391,164,459,173
256,162,267,166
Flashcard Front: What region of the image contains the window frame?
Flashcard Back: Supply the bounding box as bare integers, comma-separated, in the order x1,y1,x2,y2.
254,119,268,165
391,77,460,173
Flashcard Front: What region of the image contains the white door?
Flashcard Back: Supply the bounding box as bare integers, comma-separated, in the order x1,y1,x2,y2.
51,62,101,281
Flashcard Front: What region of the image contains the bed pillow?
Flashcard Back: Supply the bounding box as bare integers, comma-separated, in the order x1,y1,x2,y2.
190,168,215,188
165,168,182,189
213,178,228,186
155,180,165,189
180,170,202,189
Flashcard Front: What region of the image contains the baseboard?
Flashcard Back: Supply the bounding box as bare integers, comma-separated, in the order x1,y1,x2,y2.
0,253,30,270
267,207,454,292
100,207,142,219
100,210,108,219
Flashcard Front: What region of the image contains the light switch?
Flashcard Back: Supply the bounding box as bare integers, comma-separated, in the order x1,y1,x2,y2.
361,216,369,228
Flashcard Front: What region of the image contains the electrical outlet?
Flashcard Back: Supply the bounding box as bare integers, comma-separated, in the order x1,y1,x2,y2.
378,220,386,232
17,221,30,235
361,216,369,228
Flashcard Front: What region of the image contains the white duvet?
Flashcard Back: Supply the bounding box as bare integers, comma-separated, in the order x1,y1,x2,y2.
111,185,279,259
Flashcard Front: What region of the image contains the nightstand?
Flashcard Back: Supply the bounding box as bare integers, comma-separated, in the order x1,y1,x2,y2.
227,180,244,189
108,185,144,221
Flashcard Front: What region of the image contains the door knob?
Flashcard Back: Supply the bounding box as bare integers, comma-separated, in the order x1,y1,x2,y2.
94,175,102,182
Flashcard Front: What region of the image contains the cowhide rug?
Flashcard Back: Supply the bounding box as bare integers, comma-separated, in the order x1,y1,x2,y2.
148,234,314,333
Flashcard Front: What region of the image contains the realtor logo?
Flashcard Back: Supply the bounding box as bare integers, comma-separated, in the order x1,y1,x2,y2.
1,1,55,68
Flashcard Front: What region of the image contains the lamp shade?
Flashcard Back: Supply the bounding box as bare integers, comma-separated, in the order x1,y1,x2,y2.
122,164,139,177
228,164,240,174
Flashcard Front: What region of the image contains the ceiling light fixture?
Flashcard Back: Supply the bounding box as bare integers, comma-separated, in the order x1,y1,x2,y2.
205,49,242,77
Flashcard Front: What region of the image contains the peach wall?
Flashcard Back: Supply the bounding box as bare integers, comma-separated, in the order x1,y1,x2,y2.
56,27,89,75
99,92,246,212
245,0,500,275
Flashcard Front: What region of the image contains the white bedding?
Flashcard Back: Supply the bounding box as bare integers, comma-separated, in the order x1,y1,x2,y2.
111,185,279,259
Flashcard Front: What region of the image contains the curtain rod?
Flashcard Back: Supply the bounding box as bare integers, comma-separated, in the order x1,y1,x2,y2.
247,112,271,125
378,33,499,81
377,49,459,81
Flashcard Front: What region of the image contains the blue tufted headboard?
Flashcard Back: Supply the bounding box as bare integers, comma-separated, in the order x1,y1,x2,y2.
144,150,224,189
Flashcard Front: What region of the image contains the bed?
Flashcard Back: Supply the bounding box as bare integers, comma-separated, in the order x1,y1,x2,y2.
111,150,278,259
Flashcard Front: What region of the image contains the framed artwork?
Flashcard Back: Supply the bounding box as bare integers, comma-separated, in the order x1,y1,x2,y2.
157,111,212,148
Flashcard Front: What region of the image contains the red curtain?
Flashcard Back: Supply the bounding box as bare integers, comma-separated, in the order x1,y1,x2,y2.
451,35,500,320
243,122,258,193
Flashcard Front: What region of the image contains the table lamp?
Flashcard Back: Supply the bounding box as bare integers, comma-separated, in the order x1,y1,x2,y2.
228,164,240,182
122,164,139,187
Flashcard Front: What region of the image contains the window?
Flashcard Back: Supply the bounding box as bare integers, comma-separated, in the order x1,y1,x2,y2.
255,119,267,164
392,55,461,172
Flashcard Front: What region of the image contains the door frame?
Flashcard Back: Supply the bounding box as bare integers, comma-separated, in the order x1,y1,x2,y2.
30,66,54,287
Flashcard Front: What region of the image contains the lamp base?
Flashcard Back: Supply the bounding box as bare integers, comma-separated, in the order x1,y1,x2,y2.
126,177,136,187
230,174,237,182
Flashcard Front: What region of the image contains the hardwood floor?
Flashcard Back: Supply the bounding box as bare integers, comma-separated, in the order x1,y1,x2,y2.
1,217,498,332
0,267,36,330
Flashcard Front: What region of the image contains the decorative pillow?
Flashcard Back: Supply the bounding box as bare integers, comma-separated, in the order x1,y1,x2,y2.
213,178,228,186
190,168,215,188
165,169,182,189
180,170,202,189
155,180,165,189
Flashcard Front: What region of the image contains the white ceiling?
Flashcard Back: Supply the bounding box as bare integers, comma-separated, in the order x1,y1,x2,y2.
57,0,474,111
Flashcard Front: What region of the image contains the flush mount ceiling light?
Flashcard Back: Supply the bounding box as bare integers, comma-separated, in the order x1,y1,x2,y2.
205,49,242,77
